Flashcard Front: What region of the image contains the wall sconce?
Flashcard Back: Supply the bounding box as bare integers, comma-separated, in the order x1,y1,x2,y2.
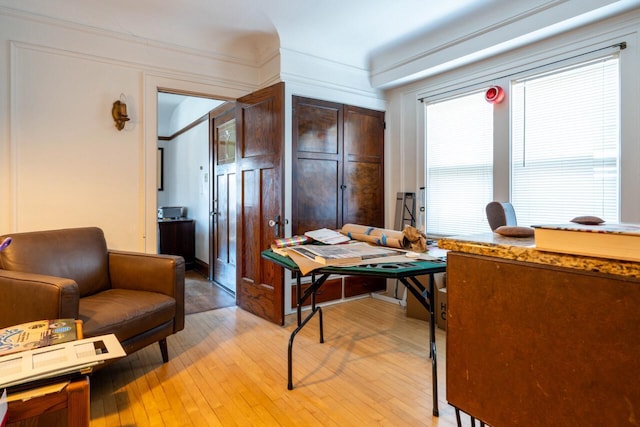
112,94,130,131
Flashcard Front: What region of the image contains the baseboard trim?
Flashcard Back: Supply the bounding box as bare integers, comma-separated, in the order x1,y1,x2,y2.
193,258,208,277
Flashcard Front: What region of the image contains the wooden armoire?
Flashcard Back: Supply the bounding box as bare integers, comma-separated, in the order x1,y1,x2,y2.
291,96,386,306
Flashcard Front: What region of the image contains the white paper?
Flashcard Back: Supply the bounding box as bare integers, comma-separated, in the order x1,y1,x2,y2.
0,334,125,389
304,228,350,244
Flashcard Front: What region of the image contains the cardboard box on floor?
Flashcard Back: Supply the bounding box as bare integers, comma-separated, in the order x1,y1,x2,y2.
405,273,447,330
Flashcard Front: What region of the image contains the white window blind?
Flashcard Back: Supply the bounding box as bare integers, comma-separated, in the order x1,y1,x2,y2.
426,92,493,236
511,55,620,226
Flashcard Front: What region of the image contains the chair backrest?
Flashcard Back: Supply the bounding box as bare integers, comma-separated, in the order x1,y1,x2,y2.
485,201,518,231
0,227,111,297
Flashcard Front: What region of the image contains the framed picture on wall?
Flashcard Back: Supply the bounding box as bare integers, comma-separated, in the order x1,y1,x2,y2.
157,147,164,191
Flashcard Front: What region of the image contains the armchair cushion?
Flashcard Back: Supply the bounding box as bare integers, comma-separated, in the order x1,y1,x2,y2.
80,289,175,341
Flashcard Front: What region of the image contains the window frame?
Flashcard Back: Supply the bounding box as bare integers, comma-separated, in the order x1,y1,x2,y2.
416,28,637,235
509,53,621,226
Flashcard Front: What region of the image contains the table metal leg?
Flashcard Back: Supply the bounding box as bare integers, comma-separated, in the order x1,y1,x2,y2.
288,273,328,390
401,274,439,417
288,304,323,389
296,273,302,326
428,274,439,416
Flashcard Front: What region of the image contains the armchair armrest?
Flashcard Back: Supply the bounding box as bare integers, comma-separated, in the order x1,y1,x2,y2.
0,270,79,328
108,251,185,332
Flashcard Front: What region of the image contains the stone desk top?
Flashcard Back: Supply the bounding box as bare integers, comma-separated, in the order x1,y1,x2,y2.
438,232,640,280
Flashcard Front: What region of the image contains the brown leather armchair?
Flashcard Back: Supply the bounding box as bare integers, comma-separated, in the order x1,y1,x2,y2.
0,227,185,363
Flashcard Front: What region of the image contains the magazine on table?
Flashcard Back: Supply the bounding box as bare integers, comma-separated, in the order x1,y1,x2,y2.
0,319,79,357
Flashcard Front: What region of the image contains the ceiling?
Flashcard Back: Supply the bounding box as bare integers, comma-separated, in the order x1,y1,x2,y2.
3,0,638,119
4,0,636,74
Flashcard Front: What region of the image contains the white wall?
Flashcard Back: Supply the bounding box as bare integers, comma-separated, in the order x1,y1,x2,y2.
0,8,383,253
0,9,257,250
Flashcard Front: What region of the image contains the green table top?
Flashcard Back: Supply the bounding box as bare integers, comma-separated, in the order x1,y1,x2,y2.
261,248,447,278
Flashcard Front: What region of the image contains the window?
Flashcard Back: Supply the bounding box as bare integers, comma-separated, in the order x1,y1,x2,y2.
511,56,620,226
425,92,493,235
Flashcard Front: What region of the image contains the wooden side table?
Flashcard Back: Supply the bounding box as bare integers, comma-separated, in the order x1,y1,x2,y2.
6,376,90,427
5,319,90,427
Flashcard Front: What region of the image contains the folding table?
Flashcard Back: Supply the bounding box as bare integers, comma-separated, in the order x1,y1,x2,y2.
262,249,446,416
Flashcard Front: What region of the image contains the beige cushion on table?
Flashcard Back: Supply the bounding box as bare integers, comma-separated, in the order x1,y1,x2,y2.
495,225,535,237
570,215,604,225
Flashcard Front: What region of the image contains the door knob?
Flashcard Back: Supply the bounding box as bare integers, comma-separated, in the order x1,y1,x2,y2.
268,216,288,236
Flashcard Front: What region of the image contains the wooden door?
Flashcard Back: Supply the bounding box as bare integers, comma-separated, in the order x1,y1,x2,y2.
343,105,385,227
210,102,237,292
235,82,285,325
291,97,343,235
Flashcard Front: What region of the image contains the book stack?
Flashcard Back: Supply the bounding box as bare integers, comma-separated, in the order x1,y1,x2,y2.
532,223,640,261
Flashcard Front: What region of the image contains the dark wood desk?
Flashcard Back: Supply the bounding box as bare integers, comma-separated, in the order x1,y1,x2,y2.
441,236,640,426
262,249,447,416
158,218,195,269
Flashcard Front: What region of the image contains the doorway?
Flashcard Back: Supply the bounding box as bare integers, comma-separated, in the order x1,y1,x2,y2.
156,91,230,287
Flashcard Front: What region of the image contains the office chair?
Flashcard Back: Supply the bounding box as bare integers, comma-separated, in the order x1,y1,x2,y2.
485,201,517,231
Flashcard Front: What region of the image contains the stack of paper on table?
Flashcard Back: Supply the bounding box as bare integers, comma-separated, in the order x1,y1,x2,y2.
285,241,441,274
0,334,125,390
304,228,350,245
288,242,402,265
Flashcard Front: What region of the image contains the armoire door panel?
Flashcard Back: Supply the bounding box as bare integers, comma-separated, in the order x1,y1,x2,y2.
343,104,384,228
344,105,385,159
295,102,341,154
292,97,344,236
344,162,384,227
295,158,341,233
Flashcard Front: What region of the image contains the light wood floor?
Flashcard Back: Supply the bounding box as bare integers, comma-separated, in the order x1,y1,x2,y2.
89,297,459,426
